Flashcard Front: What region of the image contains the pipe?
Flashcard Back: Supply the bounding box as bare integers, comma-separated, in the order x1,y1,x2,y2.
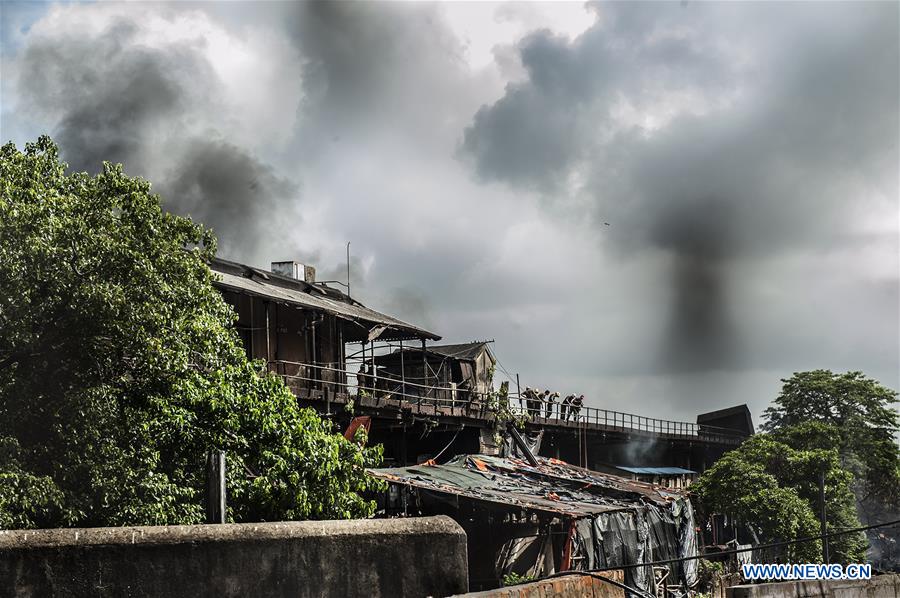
508,425,539,467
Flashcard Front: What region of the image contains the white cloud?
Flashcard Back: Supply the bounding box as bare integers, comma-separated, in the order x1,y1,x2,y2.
3,1,896,425
18,2,303,156
441,1,596,71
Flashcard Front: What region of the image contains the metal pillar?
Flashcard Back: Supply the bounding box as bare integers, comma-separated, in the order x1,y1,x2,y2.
205,450,226,524
421,339,427,401
399,339,406,401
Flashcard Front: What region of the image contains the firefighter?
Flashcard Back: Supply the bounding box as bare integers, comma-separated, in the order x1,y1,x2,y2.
570,394,584,421
521,386,532,412
561,394,575,420
523,387,540,417
545,391,559,418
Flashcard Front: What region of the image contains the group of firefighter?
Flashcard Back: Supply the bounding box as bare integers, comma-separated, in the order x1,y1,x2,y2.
521,387,584,421
356,360,585,420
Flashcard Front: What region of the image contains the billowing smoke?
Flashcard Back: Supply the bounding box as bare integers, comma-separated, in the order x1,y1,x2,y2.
161,139,299,263
3,0,897,418
10,5,303,265
287,1,462,130
462,2,899,378
634,176,752,372
652,197,740,372
17,18,210,174
619,440,659,467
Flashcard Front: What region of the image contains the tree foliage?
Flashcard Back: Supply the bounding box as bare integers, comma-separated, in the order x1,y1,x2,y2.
0,136,384,529
696,369,899,563
762,370,899,526
693,433,868,564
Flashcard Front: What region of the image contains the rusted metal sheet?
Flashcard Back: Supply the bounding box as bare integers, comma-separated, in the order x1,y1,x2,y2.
451,571,626,598
343,416,371,441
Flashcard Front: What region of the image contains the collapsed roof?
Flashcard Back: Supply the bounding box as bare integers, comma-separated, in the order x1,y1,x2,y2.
368,454,687,518
369,454,700,595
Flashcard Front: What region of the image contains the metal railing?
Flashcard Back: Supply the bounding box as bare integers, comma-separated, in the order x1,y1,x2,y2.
266,359,749,444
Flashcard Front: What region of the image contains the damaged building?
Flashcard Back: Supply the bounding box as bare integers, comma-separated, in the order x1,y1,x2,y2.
371,341,496,404
210,257,441,397
209,256,751,480
368,453,699,595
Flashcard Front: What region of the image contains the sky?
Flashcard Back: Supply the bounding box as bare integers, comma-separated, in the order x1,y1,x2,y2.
1,1,898,425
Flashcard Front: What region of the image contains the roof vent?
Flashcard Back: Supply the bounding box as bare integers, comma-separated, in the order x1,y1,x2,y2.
271,261,316,283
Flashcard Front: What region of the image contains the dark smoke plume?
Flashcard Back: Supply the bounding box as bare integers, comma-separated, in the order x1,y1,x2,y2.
462,2,898,377
651,197,741,372
15,13,300,265
19,18,214,174
160,139,300,264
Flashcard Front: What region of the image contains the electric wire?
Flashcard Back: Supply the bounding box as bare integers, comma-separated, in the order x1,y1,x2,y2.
530,519,900,597
432,427,463,463
570,518,900,574
492,355,518,385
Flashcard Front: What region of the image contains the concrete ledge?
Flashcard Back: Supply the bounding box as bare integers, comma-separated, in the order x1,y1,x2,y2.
1,516,468,598
453,571,626,598
0,516,462,548
726,573,900,598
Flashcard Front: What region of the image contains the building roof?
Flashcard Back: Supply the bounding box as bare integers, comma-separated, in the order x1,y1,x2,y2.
373,341,495,366
367,454,686,518
696,404,754,435
696,404,751,421
614,466,697,476
426,342,495,362
209,258,441,342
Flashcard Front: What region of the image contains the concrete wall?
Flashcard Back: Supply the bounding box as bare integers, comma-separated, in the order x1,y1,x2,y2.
709,572,744,598
726,573,899,598
0,516,467,598
453,571,626,598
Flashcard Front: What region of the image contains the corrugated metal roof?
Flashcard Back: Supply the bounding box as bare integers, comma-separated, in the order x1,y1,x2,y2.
210,259,440,341
373,341,494,365
368,454,686,517
426,342,495,362
615,466,696,475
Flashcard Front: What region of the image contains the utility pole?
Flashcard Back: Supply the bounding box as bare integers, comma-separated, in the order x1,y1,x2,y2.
819,469,829,563
346,241,351,298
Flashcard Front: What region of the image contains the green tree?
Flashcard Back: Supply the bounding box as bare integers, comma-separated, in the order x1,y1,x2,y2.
693,434,867,564
762,370,899,519
0,136,384,529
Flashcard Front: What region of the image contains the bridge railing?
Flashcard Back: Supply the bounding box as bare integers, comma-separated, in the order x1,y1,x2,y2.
510,394,747,443
266,359,748,444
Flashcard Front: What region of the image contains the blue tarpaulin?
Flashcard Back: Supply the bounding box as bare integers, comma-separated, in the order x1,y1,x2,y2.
615,466,696,475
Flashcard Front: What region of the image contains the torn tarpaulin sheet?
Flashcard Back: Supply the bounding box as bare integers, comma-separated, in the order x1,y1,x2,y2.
502,429,543,459
572,503,694,596
673,495,699,586
495,530,551,580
